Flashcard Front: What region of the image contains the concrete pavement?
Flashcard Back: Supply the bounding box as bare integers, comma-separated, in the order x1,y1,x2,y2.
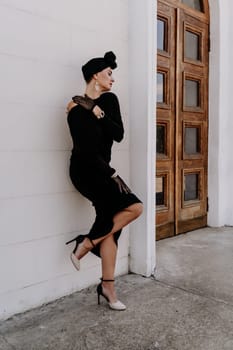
0,227,233,350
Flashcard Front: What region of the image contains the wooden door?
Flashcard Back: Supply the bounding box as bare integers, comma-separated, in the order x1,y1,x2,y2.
156,0,209,240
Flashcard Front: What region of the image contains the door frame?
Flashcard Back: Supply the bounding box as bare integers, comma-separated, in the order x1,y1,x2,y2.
128,0,226,275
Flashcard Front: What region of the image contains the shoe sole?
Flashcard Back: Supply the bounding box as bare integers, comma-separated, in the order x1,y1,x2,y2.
70,253,80,271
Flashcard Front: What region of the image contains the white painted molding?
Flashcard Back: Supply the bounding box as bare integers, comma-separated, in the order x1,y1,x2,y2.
128,0,156,276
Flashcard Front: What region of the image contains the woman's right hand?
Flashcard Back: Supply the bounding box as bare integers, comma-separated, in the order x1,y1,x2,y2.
92,105,105,119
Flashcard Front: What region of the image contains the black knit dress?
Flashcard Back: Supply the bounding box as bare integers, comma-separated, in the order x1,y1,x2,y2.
67,92,141,257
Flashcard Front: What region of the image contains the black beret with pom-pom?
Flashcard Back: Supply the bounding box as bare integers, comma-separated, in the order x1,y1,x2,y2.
104,51,117,69
82,51,117,82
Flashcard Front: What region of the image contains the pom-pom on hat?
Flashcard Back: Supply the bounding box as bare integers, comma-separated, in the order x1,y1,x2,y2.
82,51,117,82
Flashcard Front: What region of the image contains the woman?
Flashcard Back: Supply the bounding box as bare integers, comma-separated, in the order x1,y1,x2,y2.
66,51,143,311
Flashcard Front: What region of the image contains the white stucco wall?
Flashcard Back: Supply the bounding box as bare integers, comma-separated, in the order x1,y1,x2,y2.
208,0,233,226
219,0,233,225
0,0,130,320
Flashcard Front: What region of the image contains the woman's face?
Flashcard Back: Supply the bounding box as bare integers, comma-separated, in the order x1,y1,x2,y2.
96,67,115,91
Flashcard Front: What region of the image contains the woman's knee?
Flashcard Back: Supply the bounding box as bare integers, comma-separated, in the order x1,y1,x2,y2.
131,203,143,218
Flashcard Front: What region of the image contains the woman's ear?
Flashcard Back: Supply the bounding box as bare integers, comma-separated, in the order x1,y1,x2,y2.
93,73,98,80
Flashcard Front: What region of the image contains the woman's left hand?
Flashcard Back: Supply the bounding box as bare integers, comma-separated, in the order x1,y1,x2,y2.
72,95,105,119
72,95,95,111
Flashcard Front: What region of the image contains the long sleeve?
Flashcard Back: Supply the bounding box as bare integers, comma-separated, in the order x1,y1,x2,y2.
98,92,124,142
67,106,115,178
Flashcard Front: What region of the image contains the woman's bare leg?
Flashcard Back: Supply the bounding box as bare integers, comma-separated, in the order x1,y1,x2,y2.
75,203,143,259
99,235,118,303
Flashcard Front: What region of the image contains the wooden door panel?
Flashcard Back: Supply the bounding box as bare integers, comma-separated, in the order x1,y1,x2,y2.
176,8,208,234
156,2,176,240
156,0,209,240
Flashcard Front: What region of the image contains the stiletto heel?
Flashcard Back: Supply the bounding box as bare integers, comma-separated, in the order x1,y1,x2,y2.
65,235,94,271
96,279,126,311
65,237,79,245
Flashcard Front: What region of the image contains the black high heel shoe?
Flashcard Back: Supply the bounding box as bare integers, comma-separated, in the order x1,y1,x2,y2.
97,279,126,311
66,235,94,271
